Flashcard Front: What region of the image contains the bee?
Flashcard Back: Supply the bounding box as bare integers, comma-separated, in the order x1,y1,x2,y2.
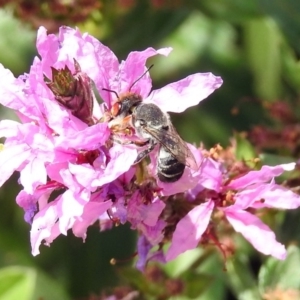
129,102,198,182
104,66,198,182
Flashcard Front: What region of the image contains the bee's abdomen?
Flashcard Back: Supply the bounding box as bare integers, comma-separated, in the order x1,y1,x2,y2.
157,155,185,182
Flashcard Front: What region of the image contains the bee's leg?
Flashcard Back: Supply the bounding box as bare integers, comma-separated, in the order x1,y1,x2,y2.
134,140,157,164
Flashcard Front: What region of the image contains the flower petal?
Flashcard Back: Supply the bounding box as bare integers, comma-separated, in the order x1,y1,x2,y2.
234,183,300,210
57,190,89,235
57,122,110,150
119,47,172,97
227,163,296,190
127,195,165,227
147,72,222,113
92,145,137,187
0,144,31,187
16,191,38,224
166,200,214,261
136,235,152,271
30,199,59,256
138,219,166,245
258,185,300,210
68,163,101,189
19,157,47,194
72,200,112,240
0,64,26,110
225,209,286,259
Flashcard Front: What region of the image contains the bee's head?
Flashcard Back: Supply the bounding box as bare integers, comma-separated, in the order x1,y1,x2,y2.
117,93,142,117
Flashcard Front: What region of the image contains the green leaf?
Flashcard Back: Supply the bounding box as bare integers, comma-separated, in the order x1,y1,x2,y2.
195,0,260,23
244,18,282,100
226,255,260,300
182,273,213,298
0,266,34,300
234,132,257,161
259,153,295,166
32,269,71,300
164,248,202,277
118,267,161,296
281,43,300,92
260,0,300,56
258,245,300,292
0,9,35,74
0,266,70,300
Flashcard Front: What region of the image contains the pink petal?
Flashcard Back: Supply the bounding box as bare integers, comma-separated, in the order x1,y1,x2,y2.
57,190,89,235
92,145,137,187
241,183,300,210
37,26,119,107
36,26,60,70
186,155,223,199
138,219,166,245
227,163,296,190
56,123,110,150
225,209,286,259
198,157,223,192
69,163,99,187
0,120,23,138
58,27,119,100
72,200,112,240
16,191,38,224
142,198,166,227
136,235,152,271
127,195,165,227
20,157,47,194
38,94,85,136
0,143,31,187
119,47,172,98
0,64,27,111
147,73,223,113
166,200,214,261
31,199,59,256
46,162,68,184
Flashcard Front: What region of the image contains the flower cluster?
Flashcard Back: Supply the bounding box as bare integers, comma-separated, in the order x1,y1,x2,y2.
0,26,299,270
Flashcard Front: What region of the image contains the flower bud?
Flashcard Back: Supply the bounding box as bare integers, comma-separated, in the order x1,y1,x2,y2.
44,59,94,125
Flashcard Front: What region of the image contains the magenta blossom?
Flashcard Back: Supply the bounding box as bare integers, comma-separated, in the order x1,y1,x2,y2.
167,162,300,261
0,25,222,259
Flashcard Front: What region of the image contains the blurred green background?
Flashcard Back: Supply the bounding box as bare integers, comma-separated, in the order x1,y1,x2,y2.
0,0,300,299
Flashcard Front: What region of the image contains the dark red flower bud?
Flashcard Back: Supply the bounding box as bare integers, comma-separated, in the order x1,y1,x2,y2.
44,59,94,125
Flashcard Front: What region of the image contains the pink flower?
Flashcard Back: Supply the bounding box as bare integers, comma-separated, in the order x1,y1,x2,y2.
2,25,299,272
167,162,300,261
0,25,223,262
0,27,137,255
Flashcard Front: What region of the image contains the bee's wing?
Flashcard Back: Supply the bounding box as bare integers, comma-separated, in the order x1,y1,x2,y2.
143,124,198,170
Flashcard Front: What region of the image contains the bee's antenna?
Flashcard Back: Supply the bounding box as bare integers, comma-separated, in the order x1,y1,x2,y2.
129,64,154,91
102,88,120,99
